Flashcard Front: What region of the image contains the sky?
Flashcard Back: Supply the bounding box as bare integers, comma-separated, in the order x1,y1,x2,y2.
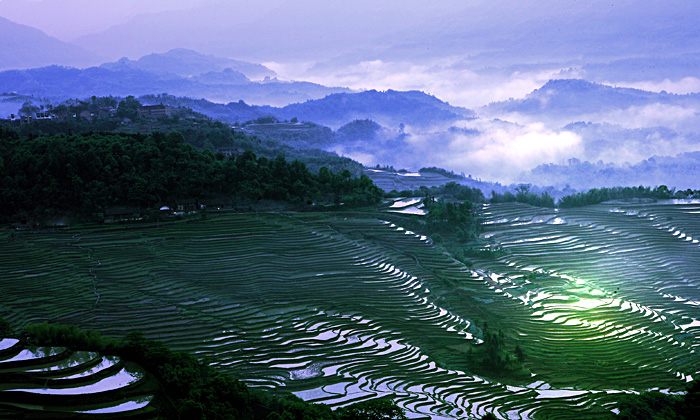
0,0,203,40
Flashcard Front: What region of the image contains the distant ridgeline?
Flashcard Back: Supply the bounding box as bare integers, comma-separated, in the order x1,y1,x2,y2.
0,126,382,224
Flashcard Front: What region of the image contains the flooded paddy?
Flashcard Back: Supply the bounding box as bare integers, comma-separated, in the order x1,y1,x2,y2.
1,201,699,419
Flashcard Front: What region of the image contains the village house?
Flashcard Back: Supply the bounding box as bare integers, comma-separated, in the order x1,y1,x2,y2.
104,207,141,223
138,104,172,118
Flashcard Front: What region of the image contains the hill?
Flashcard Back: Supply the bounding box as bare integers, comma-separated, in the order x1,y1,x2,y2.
120,91,473,130
0,17,100,70
275,89,475,129
0,64,350,107
100,48,276,80
484,79,700,117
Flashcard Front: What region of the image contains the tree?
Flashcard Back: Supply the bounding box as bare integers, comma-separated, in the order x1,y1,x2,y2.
117,96,141,119
18,101,40,117
0,317,12,337
337,399,407,420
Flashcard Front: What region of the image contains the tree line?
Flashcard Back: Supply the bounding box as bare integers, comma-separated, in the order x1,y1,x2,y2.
489,184,555,208
558,185,694,208
0,127,383,223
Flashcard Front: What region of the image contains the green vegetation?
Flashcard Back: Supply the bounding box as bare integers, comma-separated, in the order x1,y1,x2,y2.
423,198,480,242
0,317,12,337
1,95,363,175
116,95,141,119
2,201,699,418
418,166,464,180
0,128,382,223
490,184,555,208
467,328,529,380
559,185,683,208
613,381,700,420
387,182,486,202
336,399,407,420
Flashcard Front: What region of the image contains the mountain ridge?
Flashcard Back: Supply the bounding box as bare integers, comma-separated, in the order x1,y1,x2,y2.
100,48,276,80
0,17,101,70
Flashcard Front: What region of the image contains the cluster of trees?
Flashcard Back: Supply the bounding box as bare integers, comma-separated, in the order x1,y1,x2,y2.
467,328,529,380
335,119,381,142
0,128,383,223
559,185,679,208
387,182,486,203
489,185,555,208
614,381,700,420
423,198,481,242
18,320,407,420
418,167,465,180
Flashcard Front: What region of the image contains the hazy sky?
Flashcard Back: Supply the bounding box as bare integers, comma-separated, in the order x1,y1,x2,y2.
0,0,205,40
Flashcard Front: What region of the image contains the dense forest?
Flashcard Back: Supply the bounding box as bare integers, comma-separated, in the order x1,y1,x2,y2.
0,126,382,223
2,95,363,176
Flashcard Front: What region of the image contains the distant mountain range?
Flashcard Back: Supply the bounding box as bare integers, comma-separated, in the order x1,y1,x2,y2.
523,152,700,191
137,90,474,130
0,16,100,70
100,48,276,80
0,49,350,107
483,79,700,117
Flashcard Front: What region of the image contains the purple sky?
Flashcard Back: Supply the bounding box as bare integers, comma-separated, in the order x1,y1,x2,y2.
0,0,206,40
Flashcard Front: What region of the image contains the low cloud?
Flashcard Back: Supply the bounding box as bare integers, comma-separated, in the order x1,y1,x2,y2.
331,119,584,184
430,122,583,183
581,103,700,132
613,77,700,95
270,58,570,109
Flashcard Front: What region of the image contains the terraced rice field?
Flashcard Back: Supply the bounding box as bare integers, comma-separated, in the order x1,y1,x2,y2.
1,201,699,419
0,338,155,419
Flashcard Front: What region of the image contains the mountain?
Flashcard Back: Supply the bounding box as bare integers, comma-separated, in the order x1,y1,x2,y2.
100,48,276,80
192,69,251,85
570,53,700,84
483,79,700,117
134,90,474,130
0,17,100,70
523,152,700,190
275,90,476,129
0,65,349,107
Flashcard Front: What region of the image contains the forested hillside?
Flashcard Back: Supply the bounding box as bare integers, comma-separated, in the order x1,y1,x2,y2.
0,127,382,223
